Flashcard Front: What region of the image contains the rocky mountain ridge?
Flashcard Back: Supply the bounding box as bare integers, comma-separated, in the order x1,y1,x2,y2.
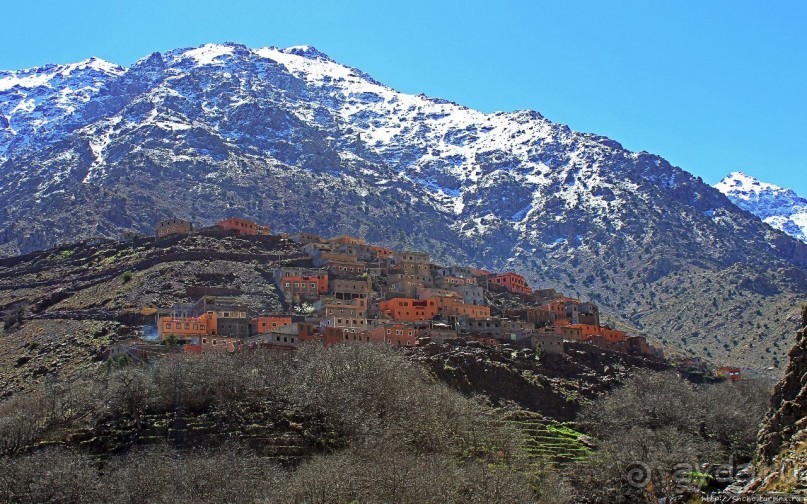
1,42,806,368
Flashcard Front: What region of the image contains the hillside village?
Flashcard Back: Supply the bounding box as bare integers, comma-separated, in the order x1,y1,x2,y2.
140,216,667,362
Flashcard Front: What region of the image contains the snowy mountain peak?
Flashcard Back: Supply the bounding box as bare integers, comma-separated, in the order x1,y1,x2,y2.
715,172,786,198
0,57,123,92
281,45,335,62
715,172,807,243
179,43,236,66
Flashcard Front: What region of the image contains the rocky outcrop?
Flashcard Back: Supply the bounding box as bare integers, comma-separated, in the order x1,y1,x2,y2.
753,304,807,494
405,340,668,421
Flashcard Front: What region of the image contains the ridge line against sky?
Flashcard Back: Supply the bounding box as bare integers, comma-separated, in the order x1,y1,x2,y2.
2,0,805,195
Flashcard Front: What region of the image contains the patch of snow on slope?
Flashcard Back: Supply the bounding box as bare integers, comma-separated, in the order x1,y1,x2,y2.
182,44,235,66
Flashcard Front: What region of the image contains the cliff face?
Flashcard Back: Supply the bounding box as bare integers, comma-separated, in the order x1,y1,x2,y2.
754,304,807,493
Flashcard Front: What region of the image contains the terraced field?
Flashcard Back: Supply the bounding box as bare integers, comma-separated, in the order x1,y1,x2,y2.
509,415,591,465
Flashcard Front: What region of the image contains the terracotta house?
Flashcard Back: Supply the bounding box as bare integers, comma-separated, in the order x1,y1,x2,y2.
158,313,211,341
158,296,250,341
216,217,270,236
369,245,395,260
274,268,329,300
487,272,532,295
251,315,293,334
434,296,491,319
368,324,421,347
379,298,439,321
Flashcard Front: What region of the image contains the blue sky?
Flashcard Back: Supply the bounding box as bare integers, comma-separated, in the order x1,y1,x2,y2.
2,0,805,195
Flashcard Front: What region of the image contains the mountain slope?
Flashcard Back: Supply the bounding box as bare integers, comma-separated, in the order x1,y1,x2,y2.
715,171,807,243
1,42,806,368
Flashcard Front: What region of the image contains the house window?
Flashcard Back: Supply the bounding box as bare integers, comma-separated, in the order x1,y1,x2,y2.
212,340,217,346
193,324,198,330
165,323,172,329
202,338,207,344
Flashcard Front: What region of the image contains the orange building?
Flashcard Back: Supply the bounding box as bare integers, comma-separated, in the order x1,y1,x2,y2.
559,324,628,343
274,268,329,299
216,218,270,236
599,327,628,343
487,272,532,295
433,296,491,319
370,245,394,259
157,313,211,340
251,316,293,334
470,268,492,277
544,299,579,322
379,298,439,321
368,324,421,347
295,322,322,343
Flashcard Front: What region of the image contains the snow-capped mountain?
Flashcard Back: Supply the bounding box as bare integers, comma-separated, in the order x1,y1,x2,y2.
1,42,806,368
715,172,807,243
0,57,124,156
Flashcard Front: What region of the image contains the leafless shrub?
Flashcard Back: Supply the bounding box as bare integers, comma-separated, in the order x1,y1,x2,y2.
102,366,157,429
572,370,769,502
105,445,282,504
0,345,571,502
276,443,538,504
699,378,771,458
0,449,101,503
288,343,522,460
